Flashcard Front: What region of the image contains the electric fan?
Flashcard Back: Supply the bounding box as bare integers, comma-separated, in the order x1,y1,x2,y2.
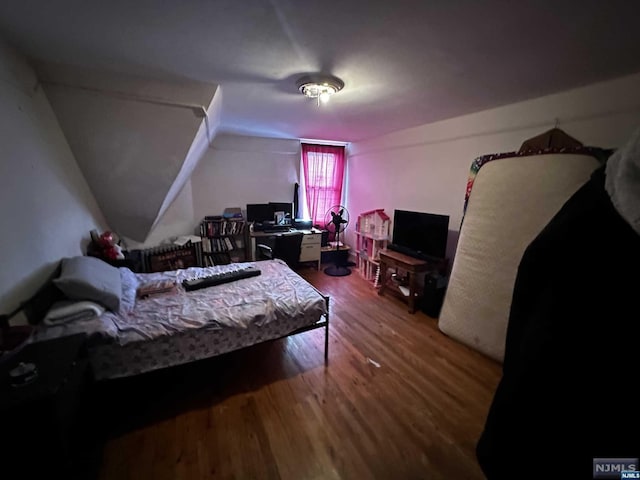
323,205,351,276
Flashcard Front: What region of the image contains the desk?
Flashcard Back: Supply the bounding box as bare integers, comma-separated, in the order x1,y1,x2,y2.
249,228,322,270
377,249,430,313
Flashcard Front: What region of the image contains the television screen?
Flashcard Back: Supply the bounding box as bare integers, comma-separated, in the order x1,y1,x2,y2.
389,210,449,260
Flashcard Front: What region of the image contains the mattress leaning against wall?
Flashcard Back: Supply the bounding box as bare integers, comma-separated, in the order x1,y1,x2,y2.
437,147,607,362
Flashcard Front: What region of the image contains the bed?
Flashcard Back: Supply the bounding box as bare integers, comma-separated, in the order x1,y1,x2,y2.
27,257,329,380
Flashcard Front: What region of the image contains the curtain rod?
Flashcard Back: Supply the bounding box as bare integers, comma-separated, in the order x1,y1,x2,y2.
300,138,350,146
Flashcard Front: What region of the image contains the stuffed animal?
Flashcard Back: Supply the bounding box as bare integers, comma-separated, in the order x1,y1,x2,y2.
97,231,125,260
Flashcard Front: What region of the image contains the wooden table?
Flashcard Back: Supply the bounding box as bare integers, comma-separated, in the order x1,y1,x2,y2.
377,249,430,313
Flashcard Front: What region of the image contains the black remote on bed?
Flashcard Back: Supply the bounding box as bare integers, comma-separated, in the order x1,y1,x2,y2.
182,266,261,291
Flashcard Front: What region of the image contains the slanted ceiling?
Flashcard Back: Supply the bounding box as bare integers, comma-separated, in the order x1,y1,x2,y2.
3,1,640,141
37,62,219,241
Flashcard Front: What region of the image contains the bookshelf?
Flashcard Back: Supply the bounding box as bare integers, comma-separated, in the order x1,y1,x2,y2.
199,209,246,266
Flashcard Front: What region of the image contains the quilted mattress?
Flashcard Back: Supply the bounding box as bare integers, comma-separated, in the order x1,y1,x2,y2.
438,153,600,362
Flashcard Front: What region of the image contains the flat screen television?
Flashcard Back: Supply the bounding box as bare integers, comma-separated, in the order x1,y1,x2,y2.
389,209,449,261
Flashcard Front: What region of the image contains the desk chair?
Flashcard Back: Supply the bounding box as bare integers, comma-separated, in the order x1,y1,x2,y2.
256,232,303,269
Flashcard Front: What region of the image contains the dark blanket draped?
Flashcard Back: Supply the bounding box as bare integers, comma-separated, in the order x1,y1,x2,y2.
477,165,640,478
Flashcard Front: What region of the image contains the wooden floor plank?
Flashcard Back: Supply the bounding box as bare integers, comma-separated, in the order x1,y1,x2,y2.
95,265,501,479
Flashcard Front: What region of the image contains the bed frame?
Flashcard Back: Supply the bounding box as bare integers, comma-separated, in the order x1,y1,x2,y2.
3,265,330,378
280,288,330,362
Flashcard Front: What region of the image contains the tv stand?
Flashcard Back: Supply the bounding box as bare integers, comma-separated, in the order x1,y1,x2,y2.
378,249,430,313
378,249,447,313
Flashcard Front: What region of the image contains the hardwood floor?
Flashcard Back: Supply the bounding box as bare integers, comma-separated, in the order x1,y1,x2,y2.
95,264,502,480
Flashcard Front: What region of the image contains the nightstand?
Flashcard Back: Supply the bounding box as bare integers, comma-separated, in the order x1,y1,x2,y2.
0,333,91,479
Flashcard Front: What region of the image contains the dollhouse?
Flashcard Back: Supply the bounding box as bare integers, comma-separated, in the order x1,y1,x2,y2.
355,209,390,286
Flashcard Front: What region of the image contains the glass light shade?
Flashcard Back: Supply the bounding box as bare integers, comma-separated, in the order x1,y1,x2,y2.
319,91,331,103
296,74,344,106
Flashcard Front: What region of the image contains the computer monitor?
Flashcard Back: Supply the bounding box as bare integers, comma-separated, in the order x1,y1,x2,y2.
269,202,293,218
246,203,274,223
269,202,294,221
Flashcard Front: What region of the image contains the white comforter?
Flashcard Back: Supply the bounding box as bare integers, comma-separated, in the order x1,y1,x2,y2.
33,259,327,347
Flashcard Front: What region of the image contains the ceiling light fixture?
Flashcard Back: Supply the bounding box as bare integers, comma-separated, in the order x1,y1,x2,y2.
296,74,344,106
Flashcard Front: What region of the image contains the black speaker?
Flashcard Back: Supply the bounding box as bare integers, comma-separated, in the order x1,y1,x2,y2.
422,273,447,318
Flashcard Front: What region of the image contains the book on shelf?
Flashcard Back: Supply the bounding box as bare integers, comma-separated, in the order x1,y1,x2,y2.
198,214,245,265
200,216,245,238
202,252,231,266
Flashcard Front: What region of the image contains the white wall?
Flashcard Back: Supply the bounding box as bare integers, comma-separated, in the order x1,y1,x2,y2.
0,39,106,316
152,85,224,231
347,72,640,262
193,134,300,220
38,62,218,242
129,133,301,248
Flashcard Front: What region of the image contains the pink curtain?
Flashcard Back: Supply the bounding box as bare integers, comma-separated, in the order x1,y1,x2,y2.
301,143,345,227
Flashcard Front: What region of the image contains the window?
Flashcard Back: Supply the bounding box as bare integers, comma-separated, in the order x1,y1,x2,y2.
301,143,346,226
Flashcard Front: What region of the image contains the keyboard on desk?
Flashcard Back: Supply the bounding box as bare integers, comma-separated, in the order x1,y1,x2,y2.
262,226,292,233
182,266,261,291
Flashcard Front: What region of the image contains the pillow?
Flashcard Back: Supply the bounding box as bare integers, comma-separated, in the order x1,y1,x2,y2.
119,267,139,313
53,256,122,311
43,300,106,325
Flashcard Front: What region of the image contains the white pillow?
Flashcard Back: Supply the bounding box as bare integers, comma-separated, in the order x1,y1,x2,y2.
118,267,139,313
43,300,106,325
53,256,122,311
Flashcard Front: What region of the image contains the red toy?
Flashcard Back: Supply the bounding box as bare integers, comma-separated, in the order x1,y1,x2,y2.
97,231,124,260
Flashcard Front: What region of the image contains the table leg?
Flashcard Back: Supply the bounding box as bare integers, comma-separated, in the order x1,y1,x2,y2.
250,237,257,261
378,260,388,296
408,272,417,313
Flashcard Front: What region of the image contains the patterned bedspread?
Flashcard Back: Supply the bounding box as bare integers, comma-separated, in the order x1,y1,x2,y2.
32,259,328,379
